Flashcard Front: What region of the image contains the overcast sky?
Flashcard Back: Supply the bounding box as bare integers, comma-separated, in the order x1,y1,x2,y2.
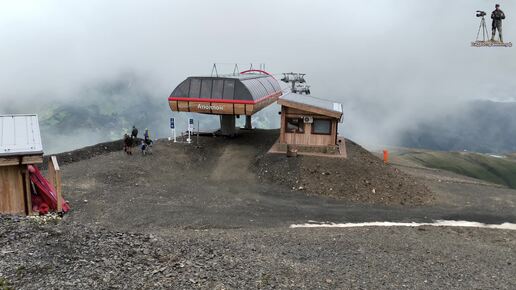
1,0,515,146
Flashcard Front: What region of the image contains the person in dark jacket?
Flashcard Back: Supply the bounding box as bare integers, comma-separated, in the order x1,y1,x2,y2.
131,126,139,139
491,4,506,42
123,133,133,155
141,129,153,155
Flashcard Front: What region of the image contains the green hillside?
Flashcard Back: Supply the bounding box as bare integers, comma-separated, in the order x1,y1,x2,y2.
401,151,516,189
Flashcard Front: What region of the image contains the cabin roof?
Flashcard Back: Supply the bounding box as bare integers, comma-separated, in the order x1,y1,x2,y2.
278,93,343,119
170,74,282,102
0,114,43,156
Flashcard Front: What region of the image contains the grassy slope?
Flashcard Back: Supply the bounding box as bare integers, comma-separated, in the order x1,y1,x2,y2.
401,151,516,189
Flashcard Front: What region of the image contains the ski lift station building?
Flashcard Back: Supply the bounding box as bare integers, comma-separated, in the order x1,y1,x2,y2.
0,114,43,214
168,73,283,135
168,71,346,156
276,94,345,156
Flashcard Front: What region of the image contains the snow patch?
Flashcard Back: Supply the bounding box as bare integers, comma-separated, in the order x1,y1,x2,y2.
290,220,516,230
488,154,505,159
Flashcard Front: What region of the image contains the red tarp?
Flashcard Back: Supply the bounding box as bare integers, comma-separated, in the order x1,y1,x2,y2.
28,165,70,214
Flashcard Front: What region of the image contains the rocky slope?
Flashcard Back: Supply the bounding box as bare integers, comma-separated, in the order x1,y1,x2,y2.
1,215,515,289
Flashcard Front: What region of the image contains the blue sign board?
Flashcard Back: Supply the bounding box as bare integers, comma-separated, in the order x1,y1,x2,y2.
170,117,175,129
188,118,194,132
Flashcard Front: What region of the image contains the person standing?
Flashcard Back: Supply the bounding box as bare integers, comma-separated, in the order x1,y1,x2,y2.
144,128,150,140
131,126,139,139
123,133,133,155
491,4,506,43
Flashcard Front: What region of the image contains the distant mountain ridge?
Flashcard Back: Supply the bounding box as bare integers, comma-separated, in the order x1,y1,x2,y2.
400,100,516,153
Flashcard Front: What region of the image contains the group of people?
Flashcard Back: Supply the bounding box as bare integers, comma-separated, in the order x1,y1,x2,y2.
123,126,153,155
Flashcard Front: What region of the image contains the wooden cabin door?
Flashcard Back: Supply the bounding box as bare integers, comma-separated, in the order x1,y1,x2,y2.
0,166,26,214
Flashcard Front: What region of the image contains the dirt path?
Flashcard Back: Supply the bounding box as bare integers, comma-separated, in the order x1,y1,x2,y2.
210,145,256,182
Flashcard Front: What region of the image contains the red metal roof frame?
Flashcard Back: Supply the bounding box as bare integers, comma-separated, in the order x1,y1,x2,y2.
239,69,273,76
168,91,282,105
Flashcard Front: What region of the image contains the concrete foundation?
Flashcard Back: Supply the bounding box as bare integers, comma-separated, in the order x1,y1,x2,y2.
220,115,237,136
268,138,347,158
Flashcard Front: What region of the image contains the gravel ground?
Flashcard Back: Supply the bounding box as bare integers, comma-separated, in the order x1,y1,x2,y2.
255,139,433,206
41,139,126,170
1,215,515,289
4,129,514,289
47,130,433,206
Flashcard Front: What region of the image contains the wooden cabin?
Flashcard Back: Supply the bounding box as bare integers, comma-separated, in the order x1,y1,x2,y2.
0,114,43,214
277,94,345,156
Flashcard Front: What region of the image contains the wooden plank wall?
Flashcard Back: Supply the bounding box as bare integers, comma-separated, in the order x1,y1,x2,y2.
168,92,281,116
280,106,338,146
0,165,26,214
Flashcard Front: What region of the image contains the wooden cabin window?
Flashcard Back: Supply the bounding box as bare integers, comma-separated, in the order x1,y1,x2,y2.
312,119,331,135
286,118,305,133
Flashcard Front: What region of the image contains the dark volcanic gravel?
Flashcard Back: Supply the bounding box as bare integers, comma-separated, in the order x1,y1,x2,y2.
42,139,126,169
45,130,433,206
7,129,512,289
1,215,515,289
255,139,433,205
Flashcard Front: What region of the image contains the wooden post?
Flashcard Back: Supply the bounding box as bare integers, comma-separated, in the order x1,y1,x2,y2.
280,106,286,143
24,167,32,215
333,121,338,146
48,156,62,212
